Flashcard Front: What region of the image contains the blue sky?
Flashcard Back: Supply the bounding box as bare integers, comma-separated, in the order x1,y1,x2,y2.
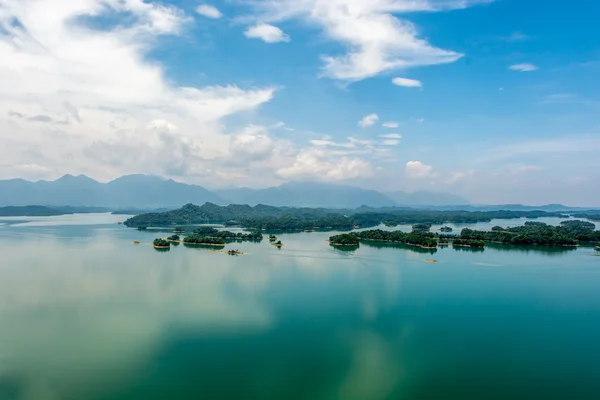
0,0,599,205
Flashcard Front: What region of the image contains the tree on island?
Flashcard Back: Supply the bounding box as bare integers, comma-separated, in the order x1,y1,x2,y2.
183,235,226,245
329,233,360,246
153,238,170,248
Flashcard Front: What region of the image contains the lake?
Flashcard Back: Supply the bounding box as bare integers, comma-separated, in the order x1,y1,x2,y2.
1,214,599,400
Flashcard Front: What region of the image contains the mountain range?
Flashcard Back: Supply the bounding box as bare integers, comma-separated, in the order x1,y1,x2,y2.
0,174,470,209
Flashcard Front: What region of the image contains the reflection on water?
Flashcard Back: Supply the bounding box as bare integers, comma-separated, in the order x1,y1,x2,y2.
362,240,438,255
1,215,600,399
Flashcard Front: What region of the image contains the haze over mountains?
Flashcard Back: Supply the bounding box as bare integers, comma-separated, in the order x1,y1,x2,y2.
0,174,470,209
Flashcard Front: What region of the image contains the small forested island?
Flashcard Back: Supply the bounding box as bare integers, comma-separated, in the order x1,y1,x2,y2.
440,226,453,232
167,235,180,242
412,223,432,232
123,202,580,231
153,238,171,249
272,240,283,247
384,221,398,227
356,230,438,249
191,227,263,241
329,233,360,246
269,235,277,242
183,235,226,246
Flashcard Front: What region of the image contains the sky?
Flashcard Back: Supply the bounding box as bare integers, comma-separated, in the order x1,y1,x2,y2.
0,0,599,205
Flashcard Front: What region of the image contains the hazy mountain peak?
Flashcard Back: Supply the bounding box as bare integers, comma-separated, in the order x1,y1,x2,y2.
55,174,97,183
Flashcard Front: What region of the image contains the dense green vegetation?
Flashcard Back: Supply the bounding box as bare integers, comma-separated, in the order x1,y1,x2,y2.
190,227,262,240
354,229,438,249
458,220,600,246
452,239,485,248
124,202,577,231
329,234,360,246
440,226,453,232
412,223,432,232
153,238,170,248
167,235,180,241
183,235,226,245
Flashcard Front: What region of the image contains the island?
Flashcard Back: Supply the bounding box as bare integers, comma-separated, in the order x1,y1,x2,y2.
456,220,599,246
167,235,180,242
0,205,69,217
191,227,263,241
452,239,485,248
272,240,283,247
356,230,438,249
183,235,226,246
329,233,360,246
123,203,581,232
269,235,277,242
153,238,171,249
412,223,432,232
440,226,453,232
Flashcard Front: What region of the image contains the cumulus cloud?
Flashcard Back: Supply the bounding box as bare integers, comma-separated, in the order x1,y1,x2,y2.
244,23,290,43
243,0,482,81
230,126,275,162
196,4,223,19
405,161,434,179
278,148,374,181
392,77,422,87
509,63,538,72
359,113,379,127
0,0,276,182
382,122,399,128
380,140,400,146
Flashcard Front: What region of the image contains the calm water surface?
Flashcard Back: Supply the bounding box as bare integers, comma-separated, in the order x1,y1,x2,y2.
1,214,599,400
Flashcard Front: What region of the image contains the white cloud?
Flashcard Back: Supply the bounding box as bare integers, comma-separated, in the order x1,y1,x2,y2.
196,4,223,19
244,0,481,81
244,23,290,43
382,122,399,128
392,77,422,88
359,113,379,127
0,0,276,183
278,148,374,181
379,133,402,139
509,63,538,72
310,139,355,148
381,140,400,146
230,126,275,162
405,161,434,179
417,118,425,123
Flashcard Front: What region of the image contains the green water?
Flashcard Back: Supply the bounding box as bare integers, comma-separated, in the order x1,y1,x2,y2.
1,214,599,400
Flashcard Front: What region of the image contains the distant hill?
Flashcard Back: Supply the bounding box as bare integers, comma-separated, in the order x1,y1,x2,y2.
0,174,226,209
0,205,69,217
215,182,398,208
386,190,470,206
